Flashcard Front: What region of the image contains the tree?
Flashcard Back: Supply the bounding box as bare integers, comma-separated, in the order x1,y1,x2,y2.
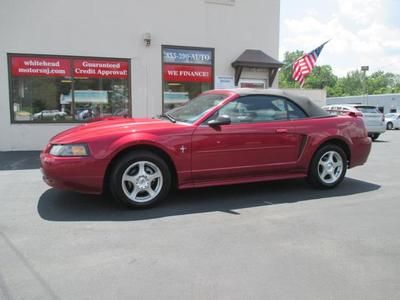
340,70,364,96
278,50,400,97
278,51,337,92
278,50,304,88
303,65,337,90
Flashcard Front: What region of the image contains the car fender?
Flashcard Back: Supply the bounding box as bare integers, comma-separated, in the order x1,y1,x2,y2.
105,132,176,162
298,131,353,172
100,132,188,188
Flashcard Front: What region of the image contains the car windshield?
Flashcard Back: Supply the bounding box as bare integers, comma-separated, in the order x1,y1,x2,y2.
166,93,228,123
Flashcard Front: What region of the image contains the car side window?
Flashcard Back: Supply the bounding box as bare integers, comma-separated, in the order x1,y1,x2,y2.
207,95,307,124
286,101,307,119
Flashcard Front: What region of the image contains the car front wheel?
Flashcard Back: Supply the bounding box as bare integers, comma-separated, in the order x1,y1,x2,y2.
307,144,347,189
387,122,393,130
109,151,171,208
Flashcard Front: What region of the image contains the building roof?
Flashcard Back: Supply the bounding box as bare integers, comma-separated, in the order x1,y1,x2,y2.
231,49,283,68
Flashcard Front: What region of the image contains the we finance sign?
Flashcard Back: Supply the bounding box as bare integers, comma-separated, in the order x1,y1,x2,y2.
164,65,212,83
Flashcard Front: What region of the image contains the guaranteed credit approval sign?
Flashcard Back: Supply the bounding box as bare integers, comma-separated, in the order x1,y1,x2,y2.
73,59,129,79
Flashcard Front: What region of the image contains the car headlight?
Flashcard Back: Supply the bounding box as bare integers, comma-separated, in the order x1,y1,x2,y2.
49,144,90,157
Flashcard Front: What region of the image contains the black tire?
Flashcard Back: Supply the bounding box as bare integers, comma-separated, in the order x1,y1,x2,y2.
371,133,380,141
307,144,347,189
109,150,171,208
387,122,393,130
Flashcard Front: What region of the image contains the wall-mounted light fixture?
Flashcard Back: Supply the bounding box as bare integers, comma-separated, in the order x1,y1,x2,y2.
143,33,151,47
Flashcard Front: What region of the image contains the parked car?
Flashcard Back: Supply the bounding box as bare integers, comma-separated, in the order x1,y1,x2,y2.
385,113,400,130
75,108,96,120
33,110,67,120
322,104,386,141
41,89,371,208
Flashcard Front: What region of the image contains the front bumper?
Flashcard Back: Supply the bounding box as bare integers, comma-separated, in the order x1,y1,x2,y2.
40,153,108,194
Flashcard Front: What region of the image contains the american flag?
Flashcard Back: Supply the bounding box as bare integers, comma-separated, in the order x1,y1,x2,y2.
292,41,329,87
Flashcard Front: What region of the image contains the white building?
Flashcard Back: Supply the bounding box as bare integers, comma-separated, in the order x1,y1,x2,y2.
0,0,281,151
327,94,400,114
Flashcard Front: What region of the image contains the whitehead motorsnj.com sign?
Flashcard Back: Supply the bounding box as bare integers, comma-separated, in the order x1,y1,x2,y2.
11,55,129,79
11,56,71,77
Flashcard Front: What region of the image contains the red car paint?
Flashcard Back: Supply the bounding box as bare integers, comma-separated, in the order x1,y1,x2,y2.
40,90,371,194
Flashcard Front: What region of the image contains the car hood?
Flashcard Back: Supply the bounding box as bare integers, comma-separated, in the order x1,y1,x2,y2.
50,117,187,144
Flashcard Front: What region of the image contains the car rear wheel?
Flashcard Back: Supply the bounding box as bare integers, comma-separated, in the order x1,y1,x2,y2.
307,144,347,189
109,151,171,208
370,133,380,141
387,122,393,130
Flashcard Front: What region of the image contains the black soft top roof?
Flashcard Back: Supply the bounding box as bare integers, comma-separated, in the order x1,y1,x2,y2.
216,88,330,118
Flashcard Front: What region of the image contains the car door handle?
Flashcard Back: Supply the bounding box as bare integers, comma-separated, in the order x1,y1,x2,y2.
276,128,289,133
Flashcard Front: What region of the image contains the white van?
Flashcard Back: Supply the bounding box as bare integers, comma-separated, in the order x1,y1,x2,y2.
322,104,386,141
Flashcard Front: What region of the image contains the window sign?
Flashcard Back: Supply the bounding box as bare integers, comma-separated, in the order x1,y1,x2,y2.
11,56,71,78
163,65,212,83
8,54,131,123
73,59,129,79
60,91,109,104
162,46,214,112
163,48,213,65
163,92,189,104
239,79,266,89
215,75,235,89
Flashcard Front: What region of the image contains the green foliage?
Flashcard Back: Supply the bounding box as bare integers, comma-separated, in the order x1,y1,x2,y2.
304,65,337,90
278,50,304,88
279,50,400,97
32,99,46,113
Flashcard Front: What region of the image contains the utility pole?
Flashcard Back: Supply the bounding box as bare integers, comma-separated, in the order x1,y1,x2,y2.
361,66,369,105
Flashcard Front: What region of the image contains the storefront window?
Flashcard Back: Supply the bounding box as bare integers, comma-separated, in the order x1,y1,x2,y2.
162,46,214,112
8,54,131,123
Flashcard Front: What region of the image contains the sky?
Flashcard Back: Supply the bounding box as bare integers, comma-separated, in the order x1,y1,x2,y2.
280,0,400,76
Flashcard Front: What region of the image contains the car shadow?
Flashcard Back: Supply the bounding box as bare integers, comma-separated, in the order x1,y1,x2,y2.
373,140,389,143
0,151,41,170
37,177,381,222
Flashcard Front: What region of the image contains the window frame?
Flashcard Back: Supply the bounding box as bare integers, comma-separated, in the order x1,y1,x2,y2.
161,45,215,113
7,53,132,124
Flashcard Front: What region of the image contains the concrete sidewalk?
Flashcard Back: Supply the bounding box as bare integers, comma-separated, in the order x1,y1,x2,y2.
0,151,41,170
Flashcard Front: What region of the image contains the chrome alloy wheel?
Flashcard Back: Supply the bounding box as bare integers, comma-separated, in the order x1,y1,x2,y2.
317,151,344,184
121,161,163,203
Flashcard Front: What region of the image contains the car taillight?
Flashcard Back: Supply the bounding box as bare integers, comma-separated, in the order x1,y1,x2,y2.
348,111,363,117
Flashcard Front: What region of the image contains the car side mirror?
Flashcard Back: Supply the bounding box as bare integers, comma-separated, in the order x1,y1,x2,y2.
208,115,231,126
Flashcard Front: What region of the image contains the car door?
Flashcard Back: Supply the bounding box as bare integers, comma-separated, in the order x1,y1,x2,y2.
396,114,400,128
191,95,307,182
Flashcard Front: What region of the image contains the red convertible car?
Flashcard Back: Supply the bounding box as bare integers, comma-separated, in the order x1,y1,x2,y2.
41,89,371,208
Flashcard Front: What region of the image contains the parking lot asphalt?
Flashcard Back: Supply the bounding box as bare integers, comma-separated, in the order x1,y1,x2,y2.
1,131,400,300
